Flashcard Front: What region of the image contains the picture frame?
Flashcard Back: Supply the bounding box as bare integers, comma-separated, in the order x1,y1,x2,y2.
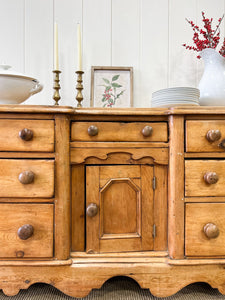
91,66,133,108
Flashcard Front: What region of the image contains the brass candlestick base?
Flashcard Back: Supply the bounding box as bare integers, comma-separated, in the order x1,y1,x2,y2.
75,71,84,107
53,70,61,105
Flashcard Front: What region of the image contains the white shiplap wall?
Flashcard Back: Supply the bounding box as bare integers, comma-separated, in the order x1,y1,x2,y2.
0,0,225,107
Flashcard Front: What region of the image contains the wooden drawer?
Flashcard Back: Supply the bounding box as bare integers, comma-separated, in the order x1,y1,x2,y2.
0,204,53,258
185,160,225,197
186,120,225,152
185,203,225,256
0,159,54,198
71,122,168,142
0,119,54,152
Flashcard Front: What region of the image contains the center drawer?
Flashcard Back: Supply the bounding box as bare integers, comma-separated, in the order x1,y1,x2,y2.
71,122,168,142
0,159,54,198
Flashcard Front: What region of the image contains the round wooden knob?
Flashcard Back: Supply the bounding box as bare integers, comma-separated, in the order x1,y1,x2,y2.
17,224,34,240
86,203,98,217
219,139,225,149
206,130,221,142
18,171,35,184
88,125,98,136
204,172,219,184
19,128,33,141
142,126,153,137
204,223,219,239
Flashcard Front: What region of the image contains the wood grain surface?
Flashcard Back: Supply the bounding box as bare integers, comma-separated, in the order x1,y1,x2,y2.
0,159,54,198
71,121,168,142
0,203,53,258
185,160,225,197
186,120,225,152
185,203,225,257
0,119,54,152
168,115,185,259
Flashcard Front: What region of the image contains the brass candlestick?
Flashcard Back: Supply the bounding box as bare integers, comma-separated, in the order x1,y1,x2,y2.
75,70,84,107
53,70,61,105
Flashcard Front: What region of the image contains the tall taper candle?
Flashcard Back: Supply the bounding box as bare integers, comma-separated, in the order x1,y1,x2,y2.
77,23,82,71
54,22,59,70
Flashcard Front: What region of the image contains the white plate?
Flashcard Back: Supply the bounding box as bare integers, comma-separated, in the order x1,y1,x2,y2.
151,102,200,108
152,93,199,98
152,96,199,102
153,92,199,98
153,90,199,96
152,87,200,95
152,99,199,103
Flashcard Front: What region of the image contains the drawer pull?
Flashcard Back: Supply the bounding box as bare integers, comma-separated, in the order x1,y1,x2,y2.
204,223,220,239
142,126,153,137
88,125,98,136
204,172,219,184
86,203,98,217
17,224,34,240
19,128,33,141
219,139,225,149
18,171,35,184
206,129,221,142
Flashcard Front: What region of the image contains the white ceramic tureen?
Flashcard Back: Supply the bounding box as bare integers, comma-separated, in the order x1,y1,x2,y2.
0,65,43,104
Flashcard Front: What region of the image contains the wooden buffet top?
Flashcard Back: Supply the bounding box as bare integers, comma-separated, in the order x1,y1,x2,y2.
0,105,225,115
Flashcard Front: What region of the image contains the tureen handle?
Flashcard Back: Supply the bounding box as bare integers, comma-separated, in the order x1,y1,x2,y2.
30,82,43,96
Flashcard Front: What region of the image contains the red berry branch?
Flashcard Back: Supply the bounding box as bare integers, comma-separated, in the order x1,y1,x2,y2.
183,11,225,59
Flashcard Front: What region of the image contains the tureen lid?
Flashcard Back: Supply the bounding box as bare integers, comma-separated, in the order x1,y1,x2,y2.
0,65,37,81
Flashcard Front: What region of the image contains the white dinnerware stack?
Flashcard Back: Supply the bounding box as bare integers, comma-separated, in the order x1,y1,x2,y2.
152,87,200,107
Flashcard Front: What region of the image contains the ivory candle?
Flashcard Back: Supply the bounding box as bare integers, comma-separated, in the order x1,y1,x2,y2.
77,23,82,71
54,22,59,70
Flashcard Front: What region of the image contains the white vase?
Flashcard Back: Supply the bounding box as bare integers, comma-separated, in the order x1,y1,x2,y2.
198,48,225,106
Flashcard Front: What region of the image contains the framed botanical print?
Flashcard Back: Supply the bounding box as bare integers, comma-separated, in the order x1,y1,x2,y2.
91,66,133,107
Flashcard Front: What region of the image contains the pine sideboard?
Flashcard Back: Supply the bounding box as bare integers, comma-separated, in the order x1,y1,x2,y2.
2,105,225,297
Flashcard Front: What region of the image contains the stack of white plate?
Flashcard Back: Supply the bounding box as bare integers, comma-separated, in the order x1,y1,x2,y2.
152,87,200,107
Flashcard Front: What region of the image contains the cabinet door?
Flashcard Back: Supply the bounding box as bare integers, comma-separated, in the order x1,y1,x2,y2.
86,165,154,253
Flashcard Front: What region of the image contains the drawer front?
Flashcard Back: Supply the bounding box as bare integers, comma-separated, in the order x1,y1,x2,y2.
71,122,168,142
185,203,225,256
0,159,54,198
0,204,53,258
0,119,54,152
186,120,225,152
185,160,225,197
